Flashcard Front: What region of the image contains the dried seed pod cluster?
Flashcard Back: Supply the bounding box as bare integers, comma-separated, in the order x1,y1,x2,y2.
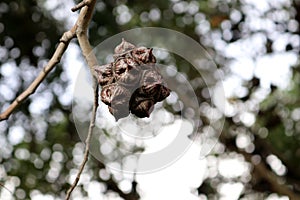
95,39,171,120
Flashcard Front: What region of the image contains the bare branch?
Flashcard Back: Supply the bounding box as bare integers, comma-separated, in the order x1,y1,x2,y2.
0,27,76,122
65,82,99,200
0,0,99,198
0,182,13,195
76,0,98,76
71,0,92,12
220,134,300,199
65,0,99,199
0,0,98,122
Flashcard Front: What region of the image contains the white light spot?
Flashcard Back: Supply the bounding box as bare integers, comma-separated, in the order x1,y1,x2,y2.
240,112,255,127
8,126,25,145
149,8,161,21
218,158,247,178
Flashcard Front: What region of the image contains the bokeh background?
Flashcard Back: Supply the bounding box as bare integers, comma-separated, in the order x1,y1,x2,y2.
0,0,300,199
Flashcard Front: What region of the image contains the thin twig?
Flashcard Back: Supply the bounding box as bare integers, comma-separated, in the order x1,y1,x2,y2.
0,182,13,195
75,0,98,74
0,0,98,122
65,0,98,199
0,27,76,122
71,0,92,12
0,0,99,198
65,83,99,200
220,134,300,199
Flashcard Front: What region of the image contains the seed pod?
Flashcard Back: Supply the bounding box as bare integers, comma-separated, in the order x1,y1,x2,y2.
140,69,170,101
129,92,155,118
100,84,116,105
141,69,163,87
101,84,130,105
155,85,171,102
132,99,155,118
101,83,131,120
131,47,156,64
95,63,114,86
114,38,136,54
113,58,141,87
109,85,131,120
108,105,130,120
125,57,137,68
97,39,170,120
109,98,130,120
114,59,128,76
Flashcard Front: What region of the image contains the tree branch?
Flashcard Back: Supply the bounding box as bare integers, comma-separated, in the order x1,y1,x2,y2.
65,82,99,200
65,0,99,199
253,135,300,188
0,27,76,121
220,133,300,199
1,0,100,198
0,182,13,195
72,0,93,12
94,160,140,200
75,0,98,77
0,0,98,122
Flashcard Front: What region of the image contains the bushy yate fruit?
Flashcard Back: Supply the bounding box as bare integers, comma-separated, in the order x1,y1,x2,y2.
95,39,170,121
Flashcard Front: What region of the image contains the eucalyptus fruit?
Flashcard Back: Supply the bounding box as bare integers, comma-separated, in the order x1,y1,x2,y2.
95,39,170,120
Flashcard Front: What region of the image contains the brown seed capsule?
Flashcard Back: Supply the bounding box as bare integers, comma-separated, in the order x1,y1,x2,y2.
134,100,155,118
109,98,130,120
131,47,156,64
108,103,130,120
114,38,136,54
137,68,170,105
114,59,128,76
113,58,141,87
129,93,155,118
111,84,131,102
101,83,131,120
100,84,116,105
101,84,130,104
142,69,163,86
155,85,171,102
95,63,114,86
125,57,137,68
97,39,171,120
